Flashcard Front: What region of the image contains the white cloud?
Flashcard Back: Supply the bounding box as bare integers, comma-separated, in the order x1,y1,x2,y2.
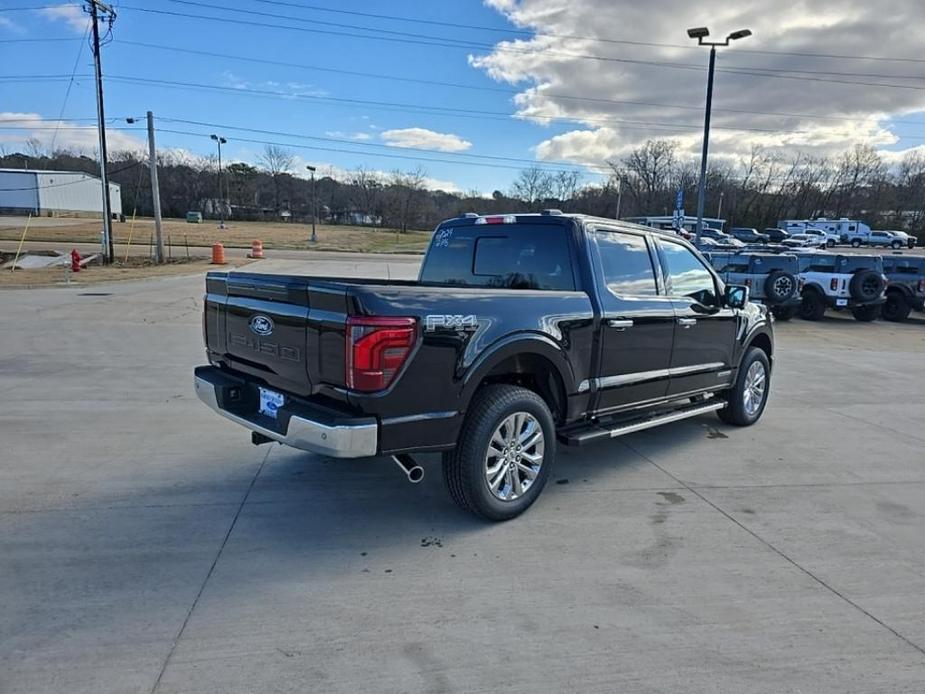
325,131,372,141
0,16,24,33
472,0,925,167
380,127,473,152
222,71,327,99
38,4,88,33
0,112,146,155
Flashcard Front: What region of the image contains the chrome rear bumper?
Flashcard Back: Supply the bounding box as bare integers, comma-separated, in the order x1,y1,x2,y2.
194,367,378,458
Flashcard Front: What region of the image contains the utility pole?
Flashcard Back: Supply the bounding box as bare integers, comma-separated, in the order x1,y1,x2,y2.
306,165,317,242
210,134,227,229
147,112,165,263
614,176,622,220
86,0,116,264
126,113,164,262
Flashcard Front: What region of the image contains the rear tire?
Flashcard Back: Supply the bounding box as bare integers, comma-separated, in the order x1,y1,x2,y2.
891,241,903,249
851,239,862,248
771,305,798,321
800,290,827,321
851,304,879,322
718,347,771,426
443,384,555,521
827,239,836,248
882,293,911,322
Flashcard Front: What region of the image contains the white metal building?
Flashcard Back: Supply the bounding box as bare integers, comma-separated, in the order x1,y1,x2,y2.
0,169,122,218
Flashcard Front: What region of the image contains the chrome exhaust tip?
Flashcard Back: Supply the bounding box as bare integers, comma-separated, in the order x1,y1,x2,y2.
391,454,424,484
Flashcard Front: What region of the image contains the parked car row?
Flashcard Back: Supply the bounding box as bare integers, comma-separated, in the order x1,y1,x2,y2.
703,250,925,323
692,225,918,250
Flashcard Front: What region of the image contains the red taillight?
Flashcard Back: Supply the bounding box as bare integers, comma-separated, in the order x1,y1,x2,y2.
830,278,838,291
345,316,417,392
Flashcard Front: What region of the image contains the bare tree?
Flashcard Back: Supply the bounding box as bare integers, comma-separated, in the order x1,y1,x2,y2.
511,166,554,207
348,167,384,224
259,144,294,213
612,139,678,214
386,167,428,232
552,170,583,209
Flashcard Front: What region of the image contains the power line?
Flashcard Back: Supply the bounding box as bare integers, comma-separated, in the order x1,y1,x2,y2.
154,126,611,175
49,19,91,154
115,39,925,128
98,73,808,135
160,0,925,80
116,5,925,93
154,116,607,172
211,0,925,66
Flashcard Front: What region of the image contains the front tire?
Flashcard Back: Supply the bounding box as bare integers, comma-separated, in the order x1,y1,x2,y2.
443,384,555,521
851,239,862,248
891,241,903,249
718,347,771,426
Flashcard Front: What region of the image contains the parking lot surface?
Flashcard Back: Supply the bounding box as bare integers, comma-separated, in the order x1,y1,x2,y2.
2,257,925,693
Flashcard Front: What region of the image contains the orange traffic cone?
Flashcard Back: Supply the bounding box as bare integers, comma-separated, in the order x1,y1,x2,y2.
211,242,226,265
249,239,264,259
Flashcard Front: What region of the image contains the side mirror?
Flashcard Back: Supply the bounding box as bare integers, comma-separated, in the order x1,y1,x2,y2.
724,284,749,309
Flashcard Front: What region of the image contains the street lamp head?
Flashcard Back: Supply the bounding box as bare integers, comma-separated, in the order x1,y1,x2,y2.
210,134,218,141
126,117,136,124
305,165,316,172
220,137,227,144
687,27,710,39
727,28,752,41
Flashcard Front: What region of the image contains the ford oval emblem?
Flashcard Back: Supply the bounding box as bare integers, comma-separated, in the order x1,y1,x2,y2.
249,315,274,336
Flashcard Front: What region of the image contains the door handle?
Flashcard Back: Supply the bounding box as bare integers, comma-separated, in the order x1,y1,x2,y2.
607,319,634,331
677,318,697,328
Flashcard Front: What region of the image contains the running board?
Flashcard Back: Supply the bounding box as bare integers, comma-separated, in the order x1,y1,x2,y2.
562,399,726,446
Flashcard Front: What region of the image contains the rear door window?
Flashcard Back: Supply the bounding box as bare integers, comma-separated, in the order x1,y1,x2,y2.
593,230,658,297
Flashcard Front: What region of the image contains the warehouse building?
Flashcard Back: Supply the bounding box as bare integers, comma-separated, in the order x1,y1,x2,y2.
0,169,122,218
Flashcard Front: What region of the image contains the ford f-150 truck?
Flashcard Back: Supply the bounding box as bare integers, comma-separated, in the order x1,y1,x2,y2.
195,212,774,520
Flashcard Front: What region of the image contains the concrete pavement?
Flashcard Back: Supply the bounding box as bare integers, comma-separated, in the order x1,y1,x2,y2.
1,262,925,693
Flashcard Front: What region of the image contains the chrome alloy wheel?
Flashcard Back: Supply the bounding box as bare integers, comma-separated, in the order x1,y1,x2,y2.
743,360,767,417
484,412,545,501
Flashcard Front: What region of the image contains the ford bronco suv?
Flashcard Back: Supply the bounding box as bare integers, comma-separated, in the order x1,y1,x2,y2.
703,251,801,320
881,256,925,321
796,254,887,321
195,212,774,520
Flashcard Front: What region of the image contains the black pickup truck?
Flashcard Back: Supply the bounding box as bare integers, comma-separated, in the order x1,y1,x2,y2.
195,212,774,520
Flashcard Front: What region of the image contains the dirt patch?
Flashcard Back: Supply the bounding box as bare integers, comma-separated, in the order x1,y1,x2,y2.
0,256,251,289
0,217,431,255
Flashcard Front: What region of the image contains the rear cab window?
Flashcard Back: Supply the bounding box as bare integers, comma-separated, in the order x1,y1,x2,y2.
592,228,659,297
420,221,576,290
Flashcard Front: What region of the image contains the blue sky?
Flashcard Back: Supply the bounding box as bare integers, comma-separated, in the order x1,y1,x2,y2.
1,0,606,193
5,0,925,193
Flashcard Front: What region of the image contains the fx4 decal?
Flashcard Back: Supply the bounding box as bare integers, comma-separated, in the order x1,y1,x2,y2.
425,314,479,332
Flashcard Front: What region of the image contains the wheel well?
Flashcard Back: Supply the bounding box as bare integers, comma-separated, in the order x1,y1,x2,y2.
478,353,567,423
748,333,773,362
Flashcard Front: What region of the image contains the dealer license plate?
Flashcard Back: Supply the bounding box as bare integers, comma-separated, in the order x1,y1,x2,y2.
835,298,848,307
258,387,285,419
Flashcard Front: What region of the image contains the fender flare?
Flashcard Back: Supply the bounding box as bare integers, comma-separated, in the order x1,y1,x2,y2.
458,333,575,412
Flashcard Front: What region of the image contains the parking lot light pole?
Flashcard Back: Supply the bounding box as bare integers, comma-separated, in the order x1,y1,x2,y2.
687,26,752,245
306,165,317,243
210,134,227,229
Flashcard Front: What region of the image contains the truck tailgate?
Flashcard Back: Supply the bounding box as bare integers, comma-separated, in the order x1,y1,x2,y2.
205,272,350,395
